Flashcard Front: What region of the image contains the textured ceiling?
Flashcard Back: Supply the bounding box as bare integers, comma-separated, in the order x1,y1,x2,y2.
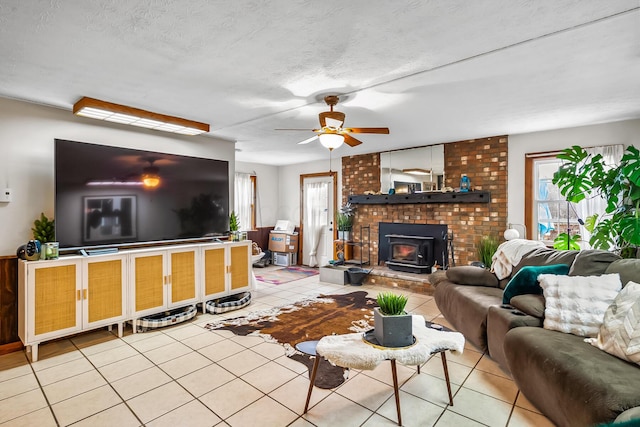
0,1,639,165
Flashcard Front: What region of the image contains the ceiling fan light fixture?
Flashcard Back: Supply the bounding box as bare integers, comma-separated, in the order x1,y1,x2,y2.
73,97,210,135
142,174,161,188
318,133,345,150
142,165,161,188
403,168,432,176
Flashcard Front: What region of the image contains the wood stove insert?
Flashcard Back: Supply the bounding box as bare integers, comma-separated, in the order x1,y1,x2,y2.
385,234,435,274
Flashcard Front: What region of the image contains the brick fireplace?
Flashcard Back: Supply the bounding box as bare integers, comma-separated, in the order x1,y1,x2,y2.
341,136,508,267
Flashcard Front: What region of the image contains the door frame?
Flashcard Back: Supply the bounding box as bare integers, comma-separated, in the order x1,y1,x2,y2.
299,171,338,266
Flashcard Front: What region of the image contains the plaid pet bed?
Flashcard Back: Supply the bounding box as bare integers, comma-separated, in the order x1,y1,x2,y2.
206,292,252,314
131,304,198,332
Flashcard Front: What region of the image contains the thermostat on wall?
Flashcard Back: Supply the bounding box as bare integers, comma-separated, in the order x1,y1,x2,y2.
0,188,11,203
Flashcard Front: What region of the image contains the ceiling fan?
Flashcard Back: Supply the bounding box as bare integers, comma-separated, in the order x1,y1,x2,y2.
277,95,390,150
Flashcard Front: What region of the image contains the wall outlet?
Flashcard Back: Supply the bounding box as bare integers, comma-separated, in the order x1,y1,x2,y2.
0,188,12,203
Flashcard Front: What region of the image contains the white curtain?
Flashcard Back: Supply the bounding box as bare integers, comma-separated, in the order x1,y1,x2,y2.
575,144,624,248
305,181,328,267
234,172,252,231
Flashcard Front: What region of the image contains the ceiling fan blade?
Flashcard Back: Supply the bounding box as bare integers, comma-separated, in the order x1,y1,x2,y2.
325,117,344,128
343,127,390,134
275,128,314,131
298,135,319,145
343,133,363,147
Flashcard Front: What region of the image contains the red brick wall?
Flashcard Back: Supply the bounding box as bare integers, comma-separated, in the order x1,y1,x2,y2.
341,136,508,267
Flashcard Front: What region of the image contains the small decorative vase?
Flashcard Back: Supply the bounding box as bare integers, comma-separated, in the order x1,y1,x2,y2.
373,307,413,347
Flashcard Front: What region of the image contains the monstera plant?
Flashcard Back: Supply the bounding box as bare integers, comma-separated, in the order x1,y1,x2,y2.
552,145,640,257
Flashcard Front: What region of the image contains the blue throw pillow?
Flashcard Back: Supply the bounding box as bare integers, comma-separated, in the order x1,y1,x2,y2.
502,264,570,304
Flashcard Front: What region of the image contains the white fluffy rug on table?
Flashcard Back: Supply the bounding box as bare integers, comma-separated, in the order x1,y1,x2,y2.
317,315,465,370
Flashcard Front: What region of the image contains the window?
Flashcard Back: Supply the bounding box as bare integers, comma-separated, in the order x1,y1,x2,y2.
525,145,624,247
234,172,256,231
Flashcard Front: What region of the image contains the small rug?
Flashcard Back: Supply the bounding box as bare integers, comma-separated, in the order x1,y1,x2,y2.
255,266,319,285
205,291,376,388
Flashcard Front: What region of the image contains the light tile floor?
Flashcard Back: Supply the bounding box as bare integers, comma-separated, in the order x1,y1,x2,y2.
0,267,555,426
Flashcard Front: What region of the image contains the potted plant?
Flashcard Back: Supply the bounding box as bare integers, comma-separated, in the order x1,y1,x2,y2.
32,212,55,243
552,145,640,257
337,213,353,241
552,233,582,251
229,211,240,241
374,292,413,347
337,202,355,241
475,235,500,268
32,212,57,260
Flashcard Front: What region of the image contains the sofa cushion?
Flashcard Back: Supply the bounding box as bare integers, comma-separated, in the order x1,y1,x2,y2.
433,281,503,352
510,247,579,278
505,327,640,426
605,259,640,287
502,264,569,304
539,273,622,337
569,250,621,276
446,266,498,287
589,281,640,366
509,294,545,319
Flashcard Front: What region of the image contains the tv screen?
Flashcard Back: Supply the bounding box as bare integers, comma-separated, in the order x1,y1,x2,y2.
55,139,229,248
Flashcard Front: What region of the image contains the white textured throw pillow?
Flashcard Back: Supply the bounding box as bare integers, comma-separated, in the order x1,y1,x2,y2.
538,273,622,337
588,281,640,365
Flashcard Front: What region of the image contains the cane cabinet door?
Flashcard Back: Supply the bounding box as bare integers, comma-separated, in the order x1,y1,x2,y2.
202,244,226,299
130,250,166,317
167,248,199,308
83,255,127,329
229,242,251,292
25,259,82,342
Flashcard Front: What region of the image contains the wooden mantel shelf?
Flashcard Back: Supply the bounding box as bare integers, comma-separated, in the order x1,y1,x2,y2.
348,191,490,205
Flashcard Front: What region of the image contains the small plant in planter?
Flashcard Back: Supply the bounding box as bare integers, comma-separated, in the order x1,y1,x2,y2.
32,212,55,243
476,235,500,269
337,213,353,240
229,211,240,241
337,202,355,240
374,292,413,347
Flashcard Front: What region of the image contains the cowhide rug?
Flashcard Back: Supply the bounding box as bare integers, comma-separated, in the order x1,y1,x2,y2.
205,290,377,388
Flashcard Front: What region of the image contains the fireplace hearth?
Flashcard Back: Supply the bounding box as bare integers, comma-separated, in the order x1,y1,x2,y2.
385,234,435,274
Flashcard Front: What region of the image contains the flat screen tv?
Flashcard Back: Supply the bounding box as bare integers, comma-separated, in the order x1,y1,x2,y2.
55,139,229,249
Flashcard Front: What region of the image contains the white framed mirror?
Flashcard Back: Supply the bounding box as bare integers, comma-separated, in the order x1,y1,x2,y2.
380,144,445,194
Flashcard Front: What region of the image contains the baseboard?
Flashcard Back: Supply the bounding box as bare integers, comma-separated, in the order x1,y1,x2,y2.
0,341,23,356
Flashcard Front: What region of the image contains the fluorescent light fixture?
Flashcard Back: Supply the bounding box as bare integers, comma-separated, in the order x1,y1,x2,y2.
403,168,432,176
318,133,344,150
86,181,143,186
73,97,210,135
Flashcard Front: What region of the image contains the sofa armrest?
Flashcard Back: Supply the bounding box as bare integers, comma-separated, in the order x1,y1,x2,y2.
446,266,499,287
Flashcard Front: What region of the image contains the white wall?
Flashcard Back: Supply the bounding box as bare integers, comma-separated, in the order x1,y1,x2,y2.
278,157,343,226
0,97,235,255
508,118,640,228
235,161,279,227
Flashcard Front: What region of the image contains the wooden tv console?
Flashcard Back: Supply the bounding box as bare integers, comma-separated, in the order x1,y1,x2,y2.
18,240,251,362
